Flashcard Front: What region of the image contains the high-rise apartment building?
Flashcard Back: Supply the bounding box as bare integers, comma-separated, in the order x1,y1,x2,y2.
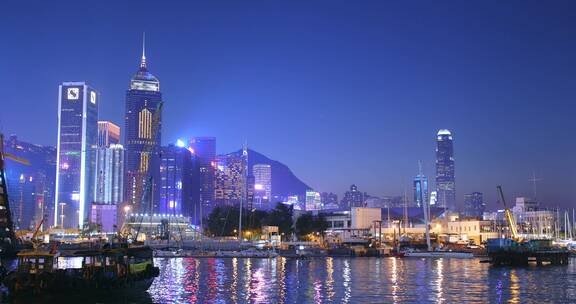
124,38,163,214
435,129,455,211
97,121,120,148
253,164,271,209
214,154,244,206
54,82,98,228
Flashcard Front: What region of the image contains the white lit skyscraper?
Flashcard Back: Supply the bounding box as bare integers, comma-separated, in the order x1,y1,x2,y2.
94,144,124,205
253,164,272,204
435,129,455,211
54,82,98,228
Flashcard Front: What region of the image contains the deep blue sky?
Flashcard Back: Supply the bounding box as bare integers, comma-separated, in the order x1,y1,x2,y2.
1,1,575,209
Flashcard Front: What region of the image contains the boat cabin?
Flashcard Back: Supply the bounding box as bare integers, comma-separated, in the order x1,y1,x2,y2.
17,251,59,274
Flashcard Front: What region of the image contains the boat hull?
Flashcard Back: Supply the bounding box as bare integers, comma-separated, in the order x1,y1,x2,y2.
403,251,474,259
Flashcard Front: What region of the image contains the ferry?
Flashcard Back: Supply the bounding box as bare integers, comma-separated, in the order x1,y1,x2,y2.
4,245,160,296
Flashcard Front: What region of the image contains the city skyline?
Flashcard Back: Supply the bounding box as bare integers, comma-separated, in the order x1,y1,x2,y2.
1,1,575,209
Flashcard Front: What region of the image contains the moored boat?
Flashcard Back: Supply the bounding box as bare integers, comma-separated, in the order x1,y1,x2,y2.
403,250,474,259
4,245,160,296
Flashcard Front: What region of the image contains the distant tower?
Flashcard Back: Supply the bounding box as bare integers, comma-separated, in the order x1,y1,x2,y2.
435,129,455,211
124,34,163,213
54,82,98,228
463,192,485,218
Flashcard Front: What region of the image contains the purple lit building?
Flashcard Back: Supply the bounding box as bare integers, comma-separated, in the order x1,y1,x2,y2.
90,203,117,233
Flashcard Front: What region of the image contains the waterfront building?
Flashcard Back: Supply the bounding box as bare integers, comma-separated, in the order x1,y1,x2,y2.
124,37,163,214
253,164,272,209
413,174,429,208
159,144,194,215
89,203,117,233
463,192,485,219
3,135,56,229
94,144,124,205
340,184,365,208
189,137,216,215
305,191,322,211
435,129,456,211
429,191,437,206
97,121,120,148
54,82,98,229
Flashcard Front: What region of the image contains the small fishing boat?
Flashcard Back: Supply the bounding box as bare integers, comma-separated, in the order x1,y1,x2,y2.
4,245,160,296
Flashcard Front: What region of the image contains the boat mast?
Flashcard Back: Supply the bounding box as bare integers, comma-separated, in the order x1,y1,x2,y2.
419,161,431,251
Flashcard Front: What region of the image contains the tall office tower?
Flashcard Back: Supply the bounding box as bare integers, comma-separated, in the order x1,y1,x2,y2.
189,137,216,214
159,144,193,215
340,184,365,208
54,82,98,229
435,129,455,211
124,37,162,214
463,192,485,219
94,144,124,205
97,121,120,147
413,174,429,208
246,174,255,210
252,164,272,209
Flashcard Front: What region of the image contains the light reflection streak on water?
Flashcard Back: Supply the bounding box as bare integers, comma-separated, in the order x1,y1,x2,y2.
314,279,323,303
326,257,335,302
244,258,252,302
509,269,520,304
250,262,267,303
206,258,219,302
231,257,238,304
342,259,351,303
435,259,444,303
277,257,287,304
391,257,399,304
184,258,199,304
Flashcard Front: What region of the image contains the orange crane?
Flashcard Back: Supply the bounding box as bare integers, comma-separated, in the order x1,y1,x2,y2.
497,185,521,242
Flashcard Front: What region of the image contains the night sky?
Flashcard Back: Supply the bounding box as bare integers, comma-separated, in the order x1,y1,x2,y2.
1,1,575,209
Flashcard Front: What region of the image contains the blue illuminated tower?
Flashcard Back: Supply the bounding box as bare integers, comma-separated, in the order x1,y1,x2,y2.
54,82,98,228
435,129,456,211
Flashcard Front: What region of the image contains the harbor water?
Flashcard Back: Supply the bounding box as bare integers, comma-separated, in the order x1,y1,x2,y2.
4,257,576,303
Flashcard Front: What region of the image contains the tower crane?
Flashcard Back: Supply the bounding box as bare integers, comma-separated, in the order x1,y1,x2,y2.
497,185,521,242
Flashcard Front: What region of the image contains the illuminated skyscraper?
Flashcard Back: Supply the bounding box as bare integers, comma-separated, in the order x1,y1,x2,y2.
413,174,428,208
124,36,162,213
214,153,244,206
341,184,365,208
159,144,194,215
97,121,120,147
54,82,98,228
435,129,455,211
189,137,216,214
94,144,124,205
305,191,322,211
253,164,272,209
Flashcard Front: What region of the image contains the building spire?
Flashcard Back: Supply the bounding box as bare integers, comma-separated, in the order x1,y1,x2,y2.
140,32,147,69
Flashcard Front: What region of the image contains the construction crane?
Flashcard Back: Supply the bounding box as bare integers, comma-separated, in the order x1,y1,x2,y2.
497,185,521,242
0,133,31,256
122,102,163,242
